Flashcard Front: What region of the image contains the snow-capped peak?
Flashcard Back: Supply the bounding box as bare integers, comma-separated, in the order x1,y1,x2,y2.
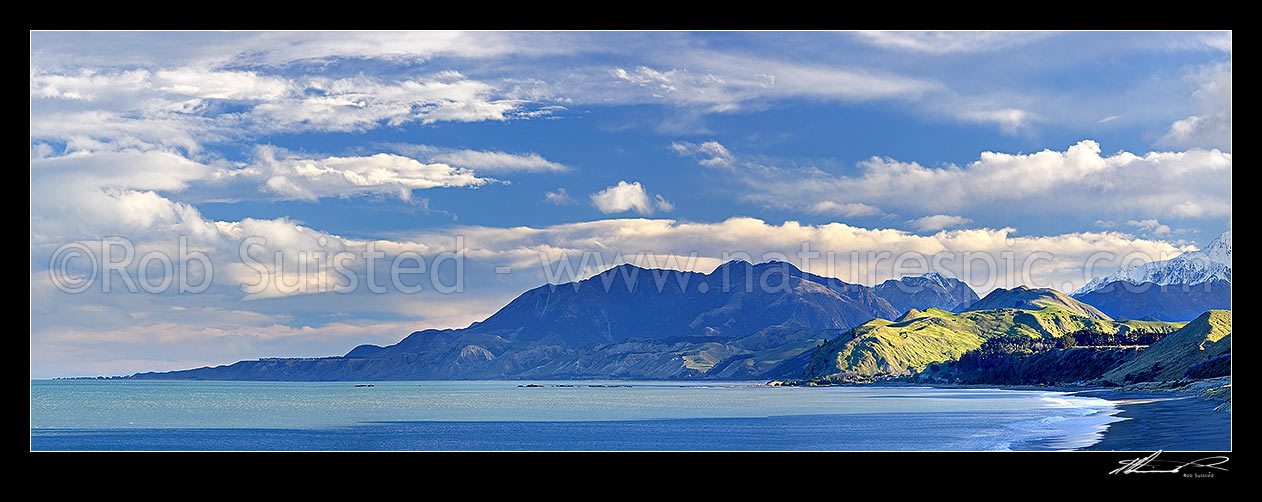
1203,230,1232,266
1074,230,1232,295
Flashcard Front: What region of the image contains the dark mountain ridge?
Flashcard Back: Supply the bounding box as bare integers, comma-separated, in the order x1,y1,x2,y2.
133,260,955,381
873,272,979,313
355,260,900,356
1071,279,1230,322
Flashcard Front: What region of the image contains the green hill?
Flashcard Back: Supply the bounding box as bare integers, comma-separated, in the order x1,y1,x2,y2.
801,306,1182,382
1101,310,1231,384
967,286,1112,320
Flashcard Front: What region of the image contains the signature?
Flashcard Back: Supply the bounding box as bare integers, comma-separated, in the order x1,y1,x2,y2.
1110,450,1230,475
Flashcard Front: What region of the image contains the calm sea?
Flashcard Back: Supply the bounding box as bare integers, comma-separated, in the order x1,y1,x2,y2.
30,380,1122,451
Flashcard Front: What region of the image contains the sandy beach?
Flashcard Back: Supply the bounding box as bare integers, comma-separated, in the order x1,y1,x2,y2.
1078,389,1231,451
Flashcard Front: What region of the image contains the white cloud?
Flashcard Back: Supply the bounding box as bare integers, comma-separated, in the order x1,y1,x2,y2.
589,181,671,215
247,71,522,132
600,55,939,113
853,31,1053,54
30,209,1197,376
30,65,529,155
30,66,292,103
907,214,973,232
544,188,575,205
251,147,490,202
379,143,571,175
220,31,571,66
1197,32,1232,54
29,110,218,155
1162,61,1231,150
806,201,885,218
428,150,569,173
29,149,226,245
670,140,733,167
742,140,1231,221
654,194,675,212
396,216,1193,297
365,144,572,175
960,108,1037,135
1127,219,1171,235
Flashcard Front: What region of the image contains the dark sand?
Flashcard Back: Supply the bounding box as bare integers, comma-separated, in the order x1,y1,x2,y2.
1077,390,1231,451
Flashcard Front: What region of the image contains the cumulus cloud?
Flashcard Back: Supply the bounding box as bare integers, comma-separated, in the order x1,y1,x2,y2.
251,147,490,202
29,149,227,246
742,140,1231,221
27,145,493,309
589,181,672,215
907,214,973,232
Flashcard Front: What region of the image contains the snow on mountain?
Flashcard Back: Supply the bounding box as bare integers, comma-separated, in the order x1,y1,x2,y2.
873,272,980,314
1075,231,1232,295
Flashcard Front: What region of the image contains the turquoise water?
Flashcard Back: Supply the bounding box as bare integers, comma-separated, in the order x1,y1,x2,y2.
30,380,1123,451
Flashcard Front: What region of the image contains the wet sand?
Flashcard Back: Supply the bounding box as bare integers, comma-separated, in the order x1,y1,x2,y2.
1076,390,1231,451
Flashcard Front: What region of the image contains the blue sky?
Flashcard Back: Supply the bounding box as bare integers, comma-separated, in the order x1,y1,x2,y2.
30,31,1231,377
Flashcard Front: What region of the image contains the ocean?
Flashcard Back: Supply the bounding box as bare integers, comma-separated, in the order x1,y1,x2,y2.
30,380,1123,451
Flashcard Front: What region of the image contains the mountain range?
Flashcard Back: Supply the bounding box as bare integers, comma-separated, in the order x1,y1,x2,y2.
1072,230,1231,321
873,272,979,313
1072,279,1230,322
129,255,1229,385
133,261,972,381
1075,230,1231,295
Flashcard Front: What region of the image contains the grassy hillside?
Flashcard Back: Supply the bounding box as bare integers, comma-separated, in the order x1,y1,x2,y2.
1102,309,1231,384
802,306,1183,381
967,286,1112,320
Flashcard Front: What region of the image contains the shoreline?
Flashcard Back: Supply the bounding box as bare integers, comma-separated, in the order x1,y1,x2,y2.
33,378,1231,451
792,379,1232,451
1075,388,1230,451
